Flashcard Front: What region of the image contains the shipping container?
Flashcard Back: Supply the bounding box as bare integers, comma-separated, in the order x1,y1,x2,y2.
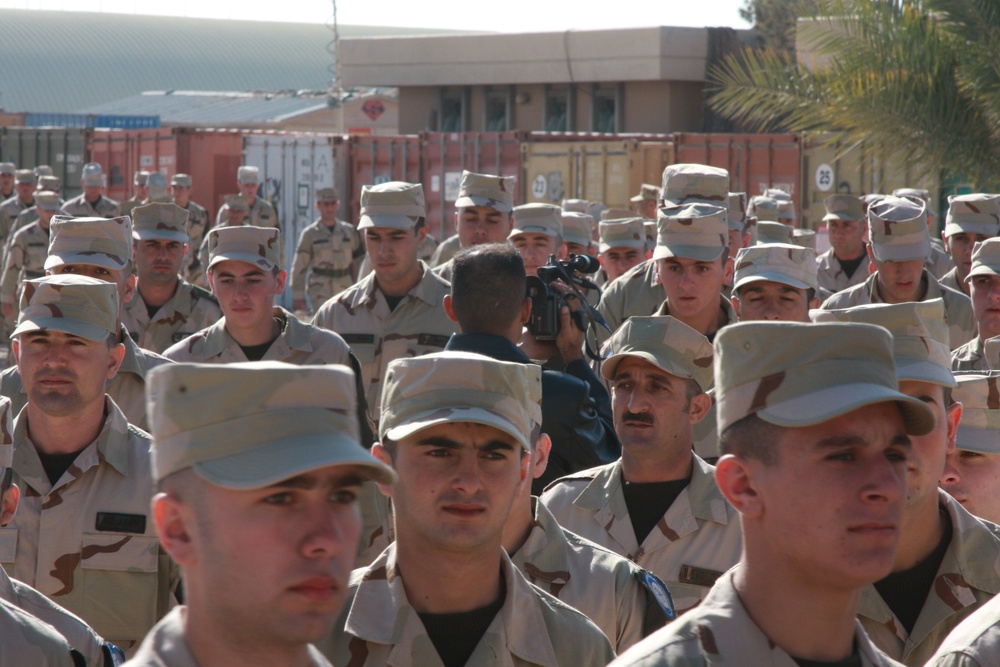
22,113,160,130
629,141,676,201
0,112,26,129
348,134,421,224
173,128,245,222
86,129,178,202
420,132,522,241
0,127,87,199
520,139,640,210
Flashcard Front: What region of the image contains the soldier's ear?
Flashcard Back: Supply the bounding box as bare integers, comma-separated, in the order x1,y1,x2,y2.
714,455,762,520
0,483,20,526
152,493,196,565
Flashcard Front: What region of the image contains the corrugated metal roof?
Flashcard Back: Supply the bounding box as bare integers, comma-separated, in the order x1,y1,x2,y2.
0,9,459,114
78,92,328,125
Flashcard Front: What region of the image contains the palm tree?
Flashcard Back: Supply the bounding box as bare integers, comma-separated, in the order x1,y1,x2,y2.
708,0,1000,189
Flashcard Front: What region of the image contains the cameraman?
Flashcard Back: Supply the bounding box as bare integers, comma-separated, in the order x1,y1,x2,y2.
443,243,621,493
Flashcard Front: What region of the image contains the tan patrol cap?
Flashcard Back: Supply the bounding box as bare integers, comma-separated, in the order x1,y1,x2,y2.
893,187,937,216
968,238,1000,280
379,351,543,452
755,221,793,244
45,216,133,271
132,202,190,242
316,187,339,203
868,195,930,262
765,188,792,202
81,163,105,187
750,195,780,222
777,200,797,223
146,361,396,487
0,163,14,175
34,191,60,212
359,181,425,230
823,194,866,222
812,299,954,387
599,218,646,252
13,275,119,342
792,228,816,250
207,225,280,272
952,371,1000,453
455,171,514,212
561,199,590,214
944,194,1000,239
714,321,936,435
511,203,562,238
170,173,192,187
652,203,728,262
37,176,60,192
34,165,53,177
630,183,661,203
728,192,748,232
226,194,249,212
661,164,729,207
601,316,714,390
133,170,150,186
14,169,35,184
601,207,635,221
733,243,818,291
147,172,169,202
237,166,259,184
561,212,594,248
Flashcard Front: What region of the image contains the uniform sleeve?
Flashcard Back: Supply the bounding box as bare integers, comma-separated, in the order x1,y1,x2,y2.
1,238,25,305
290,227,312,300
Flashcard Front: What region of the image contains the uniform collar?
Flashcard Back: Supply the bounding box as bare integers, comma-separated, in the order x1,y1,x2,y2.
510,499,571,590
353,262,447,310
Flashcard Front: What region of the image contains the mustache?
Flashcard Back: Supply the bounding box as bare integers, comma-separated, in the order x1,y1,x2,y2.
621,411,654,425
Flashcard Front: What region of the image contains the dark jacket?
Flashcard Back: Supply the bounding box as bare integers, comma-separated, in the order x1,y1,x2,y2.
445,333,621,494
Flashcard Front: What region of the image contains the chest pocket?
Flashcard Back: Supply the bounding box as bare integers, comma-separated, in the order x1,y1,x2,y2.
314,238,351,268
342,334,377,385
409,333,450,358
0,527,17,568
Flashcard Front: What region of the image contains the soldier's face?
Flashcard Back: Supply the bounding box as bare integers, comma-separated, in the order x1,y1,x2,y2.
872,257,924,304
656,255,731,321
510,232,564,277
565,241,593,257
169,184,190,203
135,238,186,286
456,206,511,248
227,209,248,226
375,422,528,554
316,200,339,223
601,247,643,283
941,449,1000,525
970,274,1000,340
733,281,814,323
636,199,657,219
0,173,13,192
209,260,285,331
239,182,259,200
15,182,34,202
944,232,989,280
364,226,424,288
897,380,958,512
827,219,866,255
83,185,103,201
727,229,750,260
135,184,149,199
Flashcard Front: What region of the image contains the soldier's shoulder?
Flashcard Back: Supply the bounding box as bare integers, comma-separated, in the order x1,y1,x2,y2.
821,282,865,309
187,282,218,304
163,328,211,361
609,619,706,666
528,582,617,663
541,463,610,495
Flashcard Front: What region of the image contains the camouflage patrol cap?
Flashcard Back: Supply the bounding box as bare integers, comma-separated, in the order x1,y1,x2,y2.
561,212,594,248
34,165,53,177
952,371,1000,452
893,187,937,216
146,361,396,487
37,176,60,192
359,181,425,230
81,163,105,187
749,195,780,222
812,299,954,387
379,351,543,451
455,171,514,212
34,191,60,212
823,194,866,222
132,202,190,242
45,216,133,271
237,166,259,184
601,207,635,221
561,199,590,214
660,164,729,206
965,238,1000,280
733,243,818,291
14,169,35,184
714,321,936,435
652,203,728,262
727,192,748,232
630,183,661,203
754,221,792,245
226,194,249,212
170,173,192,187
777,200,797,223
0,163,14,175
12,275,119,342
207,225,280,272
146,172,169,202
316,187,339,203
599,218,646,252
792,228,816,250
868,195,930,262
511,203,563,238
133,171,150,186
862,193,886,209
945,193,1000,239
764,188,792,202
601,316,714,390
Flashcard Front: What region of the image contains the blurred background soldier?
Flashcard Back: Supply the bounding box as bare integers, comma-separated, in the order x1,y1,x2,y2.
61,163,120,218
120,171,150,218
938,194,1000,296
169,173,210,285
214,166,277,229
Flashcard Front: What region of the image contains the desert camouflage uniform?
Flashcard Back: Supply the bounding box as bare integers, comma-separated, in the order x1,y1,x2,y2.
9,205,40,239
430,233,461,267
0,328,171,431
60,194,121,218
179,200,210,285
857,492,1000,666
316,544,616,667
925,594,1000,666
610,569,902,667
952,338,989,372
0,598,77,667
928,242,956,280
310,264,457,417
0,398,176,650
121,280,222,354
816,248,869,294
0,195,33,243
939,267,966,295
540,456,742,616
214,196,277,228
0,222,50,311
290,218,364,312
821,271,976,350
597,259,663,336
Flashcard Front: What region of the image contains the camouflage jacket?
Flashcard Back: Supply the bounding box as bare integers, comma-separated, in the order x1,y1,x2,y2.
928,242,956,280
925,592,1000,667
540,456,742,616
609,569,903,667
310,263,458,417
214,196,278,228
0,222,49,305
179,200,210,286
939,267,966,296
125,606,333,667
952,337,989,372
512,499,671,653
0,327,172,431
816,247,869,295
316,544,617,667
0,598,77,667
821,271,976,351
857,492,1000,666
429,233,461,267
597,259,662,336
0,195,33,243
0,397,176,649
289,218,363,303
60,194,121,218
121,279,222,354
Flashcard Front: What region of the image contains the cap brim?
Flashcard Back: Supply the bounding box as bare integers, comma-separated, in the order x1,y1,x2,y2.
601,351,696,383
895,357,957,388
207,251,276,271
967,265,1000,280
733,271,812,291
870,238,931,263
599,240,645,252
510,226,558,238
956,426,1000,454
11,317,110,342
193,433,396,489
945,222,999,238
358,214,418,230
652,244,725,262
134,229,189,243
44,252,126,271
757,382,936,435
384,406,529,451
455,196,512,212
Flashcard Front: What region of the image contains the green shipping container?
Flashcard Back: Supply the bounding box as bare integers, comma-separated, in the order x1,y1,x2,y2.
0,127,87,200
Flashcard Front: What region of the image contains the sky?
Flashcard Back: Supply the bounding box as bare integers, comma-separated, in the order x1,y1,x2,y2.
0,0,751,31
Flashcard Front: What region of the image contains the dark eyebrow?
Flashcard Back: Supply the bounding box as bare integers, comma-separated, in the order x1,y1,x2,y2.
217,268,265,278
417,435,516,453
266,472,365,490
815,434,912,451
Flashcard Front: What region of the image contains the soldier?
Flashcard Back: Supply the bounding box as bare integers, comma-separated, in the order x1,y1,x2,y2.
938,194,1000,295
509,203,568,278
1,276,176,653
599,218,647,286
431,170,515,279
0,162,14,200
168,173,210,285
317,351,616,666
630,183,660,220
0,191,61,323
290,187,364,314
817,194,869,294
730,243,820,322
311,182,457,420
563,211,597,257
756,219,792,244
894,187,954,279
0,216,172,431
119,171,150,219
822,195,976,350
129,362,395,667
194,194,249,286
953,239,1000,370
0,169,36,243
541,316,742,615
36,175,61,196
121,202,222,354
61,163,120,218
213,165,277,229
939,371,1000,526
610,320,931,666
813,299,1000,665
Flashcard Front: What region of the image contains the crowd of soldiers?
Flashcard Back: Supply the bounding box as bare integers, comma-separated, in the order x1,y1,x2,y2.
2,154,1000,666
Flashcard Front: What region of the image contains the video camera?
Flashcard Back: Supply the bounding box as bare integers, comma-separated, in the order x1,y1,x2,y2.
525,254,606,341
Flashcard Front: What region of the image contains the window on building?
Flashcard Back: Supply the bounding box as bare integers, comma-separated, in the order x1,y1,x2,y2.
592,85,622,133
485,89,510,131
545,87,574,132
440,90,466,132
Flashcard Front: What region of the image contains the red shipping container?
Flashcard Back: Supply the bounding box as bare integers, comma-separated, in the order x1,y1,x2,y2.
347,135,421,225
86,129,178,203
173,128,244,222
